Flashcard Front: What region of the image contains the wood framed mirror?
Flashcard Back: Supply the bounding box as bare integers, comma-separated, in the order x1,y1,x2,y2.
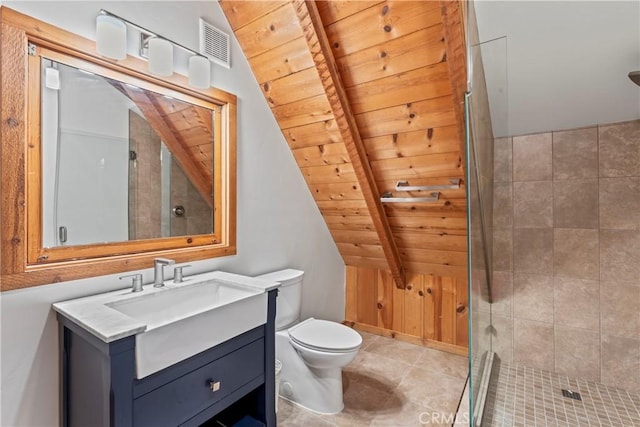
0,7,237,290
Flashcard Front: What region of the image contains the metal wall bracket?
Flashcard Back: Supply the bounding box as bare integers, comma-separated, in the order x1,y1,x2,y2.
395,178,461,192
139,33,155,59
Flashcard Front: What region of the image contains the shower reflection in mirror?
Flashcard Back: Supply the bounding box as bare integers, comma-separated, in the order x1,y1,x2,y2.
40,59,213,248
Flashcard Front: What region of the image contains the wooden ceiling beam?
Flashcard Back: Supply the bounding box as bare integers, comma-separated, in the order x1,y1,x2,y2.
440,0,468,157
292,0,406,289
194,107,214,136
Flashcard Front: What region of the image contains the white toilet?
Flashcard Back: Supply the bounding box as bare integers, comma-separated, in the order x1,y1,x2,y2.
256,269,362,415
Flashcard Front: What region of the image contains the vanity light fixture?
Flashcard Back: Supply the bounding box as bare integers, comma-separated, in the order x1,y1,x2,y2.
188,55,211,89
147,37,173,77
95,14,127,60
96,9,211,88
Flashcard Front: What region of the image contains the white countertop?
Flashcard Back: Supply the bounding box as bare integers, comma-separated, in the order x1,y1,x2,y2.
53,271,279,343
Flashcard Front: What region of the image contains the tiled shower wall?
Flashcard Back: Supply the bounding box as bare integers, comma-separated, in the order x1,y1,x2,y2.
485,119,640,394
129,110,162,239
169,161,212,236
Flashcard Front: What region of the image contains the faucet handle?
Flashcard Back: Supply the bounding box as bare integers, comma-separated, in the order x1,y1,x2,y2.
173,265,191,283
119,273,143,292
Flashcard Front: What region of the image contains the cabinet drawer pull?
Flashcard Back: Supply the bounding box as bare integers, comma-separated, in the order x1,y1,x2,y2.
209,380,221,392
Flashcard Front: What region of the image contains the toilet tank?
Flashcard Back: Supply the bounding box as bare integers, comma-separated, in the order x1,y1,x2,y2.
255,269,303,330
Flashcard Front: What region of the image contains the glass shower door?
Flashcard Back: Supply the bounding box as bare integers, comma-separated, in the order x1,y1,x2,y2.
466,7,508,423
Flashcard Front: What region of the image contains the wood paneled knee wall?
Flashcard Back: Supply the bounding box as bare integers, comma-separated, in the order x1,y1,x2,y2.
345,266,468,355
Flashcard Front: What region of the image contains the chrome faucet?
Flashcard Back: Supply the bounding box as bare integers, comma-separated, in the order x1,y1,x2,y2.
153,258,175,287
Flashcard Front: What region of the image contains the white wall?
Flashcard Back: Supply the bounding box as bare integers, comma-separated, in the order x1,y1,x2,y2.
475,0,640,137
0,2,345,425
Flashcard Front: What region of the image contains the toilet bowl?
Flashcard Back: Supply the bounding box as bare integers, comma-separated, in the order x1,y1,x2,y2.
255,269,362,415
289,318,361,369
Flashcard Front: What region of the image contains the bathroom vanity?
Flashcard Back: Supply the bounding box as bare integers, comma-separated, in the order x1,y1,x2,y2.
53,272,278,427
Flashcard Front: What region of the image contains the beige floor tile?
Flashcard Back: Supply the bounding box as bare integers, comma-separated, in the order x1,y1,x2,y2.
358,331,381,351
320,377,396,427
369,398,430,426
363,336,424,365
344,351,411,393
277,399,337,426
397,366,467,414
416,347,468,379
278,336,468,427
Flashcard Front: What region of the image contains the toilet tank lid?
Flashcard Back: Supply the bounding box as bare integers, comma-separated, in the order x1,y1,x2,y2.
255,269,304,286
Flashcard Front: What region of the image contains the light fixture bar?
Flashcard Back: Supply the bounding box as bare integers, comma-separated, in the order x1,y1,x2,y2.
98,9,204,58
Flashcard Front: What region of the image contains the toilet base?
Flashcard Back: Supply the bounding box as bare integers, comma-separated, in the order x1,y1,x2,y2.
275,331,346,415
278,393,344,416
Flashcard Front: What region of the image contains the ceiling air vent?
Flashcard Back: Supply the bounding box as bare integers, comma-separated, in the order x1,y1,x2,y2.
199,19,230,69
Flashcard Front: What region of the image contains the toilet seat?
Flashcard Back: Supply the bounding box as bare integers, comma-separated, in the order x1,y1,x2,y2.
288,318,362,353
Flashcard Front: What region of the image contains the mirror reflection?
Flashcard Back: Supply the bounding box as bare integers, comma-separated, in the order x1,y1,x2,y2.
41,59,214,248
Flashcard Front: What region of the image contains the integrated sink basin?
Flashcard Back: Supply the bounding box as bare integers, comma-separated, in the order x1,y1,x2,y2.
106,279,262,330
53,271,278,379
108,278,267,378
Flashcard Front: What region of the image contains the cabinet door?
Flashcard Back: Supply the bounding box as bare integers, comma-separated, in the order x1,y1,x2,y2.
133,338,264,427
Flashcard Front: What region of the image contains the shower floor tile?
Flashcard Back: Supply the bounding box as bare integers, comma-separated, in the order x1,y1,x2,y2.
483,362,640,426
276,331,468,426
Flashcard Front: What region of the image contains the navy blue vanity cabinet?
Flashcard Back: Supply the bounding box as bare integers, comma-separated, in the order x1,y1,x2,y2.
58,289,277,427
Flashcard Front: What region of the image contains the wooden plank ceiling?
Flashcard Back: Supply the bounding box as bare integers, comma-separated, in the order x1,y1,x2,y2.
220,1,467,286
